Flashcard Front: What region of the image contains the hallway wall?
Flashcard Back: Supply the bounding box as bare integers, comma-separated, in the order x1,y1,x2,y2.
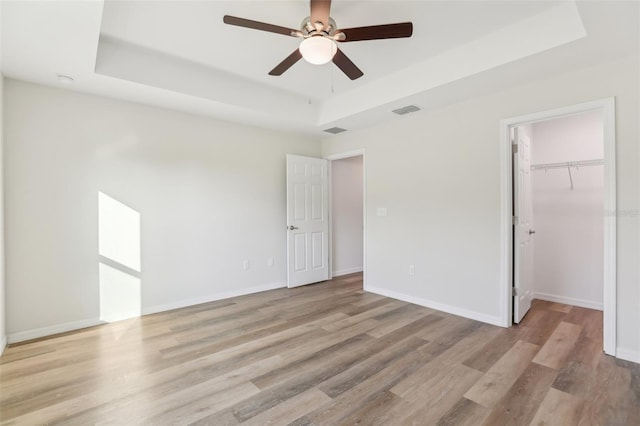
331,156,363,276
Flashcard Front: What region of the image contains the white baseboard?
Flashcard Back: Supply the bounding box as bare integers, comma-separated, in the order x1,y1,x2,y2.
99,311,143,323
8,318,104,344
142,281,286,316
365,285,504,327
0,335,7,355
7,282,287,344
533,292,603,311
332,267,363,277
616,348,640,364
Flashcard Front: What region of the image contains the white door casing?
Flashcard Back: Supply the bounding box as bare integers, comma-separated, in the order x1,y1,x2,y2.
513,128,534,323
286,155,329,288
500,98,615,355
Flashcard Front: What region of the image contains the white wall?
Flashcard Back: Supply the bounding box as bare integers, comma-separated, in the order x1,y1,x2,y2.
530,111,604,309
4,79,320,342
331,156,363,276
0,75,6,353
322,56,640,361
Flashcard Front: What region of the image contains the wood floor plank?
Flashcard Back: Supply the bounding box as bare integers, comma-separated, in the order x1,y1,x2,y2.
366,303,433,338
318,336,428,398
350,291,387,306
0,345,56,365
532,299,572,313
437,397,491,426
234,388,331,426
344,297,399,317
529,387,583,426
563,306,602,340
160,314,289,357
552,332,603,398
532,321,582,370
565,330,602,368
551,360,593,399
141,381,261,425
273,317,379,366
304,337,440,424
333,390,401,425
321,299,405,332
481,362,557,425
232,315,437,422
389,363,484,425
461,307,562,373
422,321,487,360
464,340,540,408
251,332,375,390
436,323,502,366
578,356,633,426
151,312,344,370
390,321,495,398
1,277,634,426
4,354,283,425
132,357,281,424
462,327,521,372
518,308,568,347
189,410,239,426
416,312,473,341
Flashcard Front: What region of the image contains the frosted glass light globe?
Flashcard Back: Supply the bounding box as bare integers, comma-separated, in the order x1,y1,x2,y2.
299,36,337,65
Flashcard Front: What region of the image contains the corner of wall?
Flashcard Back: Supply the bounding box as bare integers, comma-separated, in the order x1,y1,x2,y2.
0,73,6,356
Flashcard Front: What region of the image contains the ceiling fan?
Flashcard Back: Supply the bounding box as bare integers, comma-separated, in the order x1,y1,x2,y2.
223,0,413,80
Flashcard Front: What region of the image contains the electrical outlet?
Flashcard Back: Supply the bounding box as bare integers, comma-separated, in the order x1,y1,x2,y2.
267,258,274,267
408,265,415,276
243,260,250,270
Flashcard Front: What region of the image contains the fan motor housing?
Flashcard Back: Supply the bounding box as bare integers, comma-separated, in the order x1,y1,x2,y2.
300,16,337,37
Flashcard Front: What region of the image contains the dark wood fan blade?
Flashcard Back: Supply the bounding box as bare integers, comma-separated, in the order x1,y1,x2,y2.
223,15,298,37
269,49,303,76
336,22,413,42
310,0,332,27
332,48,363,80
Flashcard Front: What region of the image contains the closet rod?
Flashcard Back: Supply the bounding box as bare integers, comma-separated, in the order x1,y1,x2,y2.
530,158,604,171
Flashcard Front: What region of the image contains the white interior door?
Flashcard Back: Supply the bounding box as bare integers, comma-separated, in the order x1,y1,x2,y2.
513,127,534,323
286,154,329,288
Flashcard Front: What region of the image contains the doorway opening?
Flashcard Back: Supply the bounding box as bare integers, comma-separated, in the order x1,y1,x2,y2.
327,150,365,290
500,98,616,356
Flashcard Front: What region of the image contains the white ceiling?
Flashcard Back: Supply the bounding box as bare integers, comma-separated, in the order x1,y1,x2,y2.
1,1,638,136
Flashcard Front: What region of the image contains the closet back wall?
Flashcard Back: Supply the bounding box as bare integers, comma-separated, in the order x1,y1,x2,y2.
531,111,604,309
4,79,320,342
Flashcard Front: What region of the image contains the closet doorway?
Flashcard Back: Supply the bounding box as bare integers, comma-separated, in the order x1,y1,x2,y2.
515,110,604,320
327,151,365,286
500,98,616,356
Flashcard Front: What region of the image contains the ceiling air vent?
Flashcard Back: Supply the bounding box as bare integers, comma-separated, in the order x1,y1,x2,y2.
323,127,347,134
392,105,421,115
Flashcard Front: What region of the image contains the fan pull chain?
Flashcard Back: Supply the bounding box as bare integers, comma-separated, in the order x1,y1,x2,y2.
331,64,335,94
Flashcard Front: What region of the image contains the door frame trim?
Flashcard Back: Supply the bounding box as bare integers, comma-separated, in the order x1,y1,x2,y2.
325,149,366,289
499,98,616,356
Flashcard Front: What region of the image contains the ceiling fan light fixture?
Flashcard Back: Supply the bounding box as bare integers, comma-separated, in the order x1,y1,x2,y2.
299,36,337,65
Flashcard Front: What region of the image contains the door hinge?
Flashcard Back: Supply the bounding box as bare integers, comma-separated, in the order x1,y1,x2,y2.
512,215,518,225
512,287,518,296
512,143,518,154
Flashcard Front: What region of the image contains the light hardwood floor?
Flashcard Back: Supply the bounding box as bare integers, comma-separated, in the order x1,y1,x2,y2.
1,273,638,425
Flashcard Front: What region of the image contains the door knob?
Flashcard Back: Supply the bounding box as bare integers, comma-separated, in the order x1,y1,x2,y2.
529,229,536,235
288,225,299,230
